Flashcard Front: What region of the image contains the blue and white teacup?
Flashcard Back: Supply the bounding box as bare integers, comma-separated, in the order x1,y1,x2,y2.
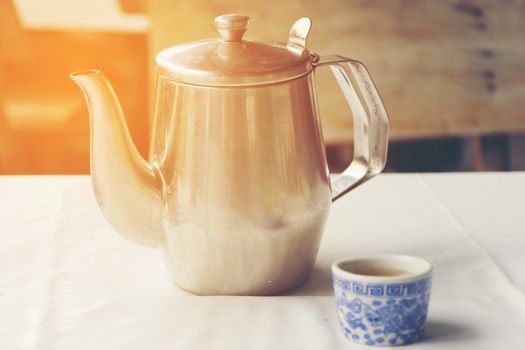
332,255,433,346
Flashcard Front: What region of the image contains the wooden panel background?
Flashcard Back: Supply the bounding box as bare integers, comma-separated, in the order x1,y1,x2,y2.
149,0,525,144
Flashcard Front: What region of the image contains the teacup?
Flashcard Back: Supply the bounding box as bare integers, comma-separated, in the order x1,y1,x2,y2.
332,255,433,346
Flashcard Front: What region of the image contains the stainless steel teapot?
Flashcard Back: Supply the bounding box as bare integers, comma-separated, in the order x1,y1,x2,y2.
70,14,388,295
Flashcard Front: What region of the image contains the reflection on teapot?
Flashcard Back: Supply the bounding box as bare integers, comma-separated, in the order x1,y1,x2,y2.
70,14,388,295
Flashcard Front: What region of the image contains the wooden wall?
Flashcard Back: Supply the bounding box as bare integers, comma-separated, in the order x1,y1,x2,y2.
149,0,525,144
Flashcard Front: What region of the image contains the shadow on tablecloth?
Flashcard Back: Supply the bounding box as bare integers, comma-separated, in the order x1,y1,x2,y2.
424,320,477,343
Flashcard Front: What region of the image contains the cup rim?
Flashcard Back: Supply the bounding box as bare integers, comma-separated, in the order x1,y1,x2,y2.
332,254,433,284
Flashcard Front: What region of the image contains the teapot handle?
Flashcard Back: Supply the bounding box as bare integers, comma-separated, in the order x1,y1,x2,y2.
313,55,389,201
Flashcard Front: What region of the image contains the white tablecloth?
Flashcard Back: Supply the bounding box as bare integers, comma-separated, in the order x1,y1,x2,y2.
1,173,525,349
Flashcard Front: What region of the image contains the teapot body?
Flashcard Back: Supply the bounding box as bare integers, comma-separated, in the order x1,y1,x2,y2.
150,73,332,295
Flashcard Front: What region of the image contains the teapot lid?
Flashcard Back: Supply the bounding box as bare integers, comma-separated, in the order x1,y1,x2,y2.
156,14,312,86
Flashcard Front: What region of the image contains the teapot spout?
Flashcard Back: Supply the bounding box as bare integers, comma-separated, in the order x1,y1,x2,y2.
70,70,163,247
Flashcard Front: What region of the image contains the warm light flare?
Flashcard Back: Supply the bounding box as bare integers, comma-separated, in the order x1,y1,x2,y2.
0,0,149,174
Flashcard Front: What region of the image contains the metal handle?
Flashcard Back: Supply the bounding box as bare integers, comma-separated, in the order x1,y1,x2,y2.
314,55,389,201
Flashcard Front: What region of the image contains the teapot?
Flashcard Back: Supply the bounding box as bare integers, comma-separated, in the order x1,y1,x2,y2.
70,14,388,295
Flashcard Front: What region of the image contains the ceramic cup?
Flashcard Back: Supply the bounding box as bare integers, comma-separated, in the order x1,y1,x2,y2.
332,255,433,346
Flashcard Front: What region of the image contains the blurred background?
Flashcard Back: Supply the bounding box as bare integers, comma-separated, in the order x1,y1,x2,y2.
1,0,524,174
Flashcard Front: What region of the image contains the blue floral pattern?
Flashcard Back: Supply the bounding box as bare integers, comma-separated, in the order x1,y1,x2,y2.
333,276,432,346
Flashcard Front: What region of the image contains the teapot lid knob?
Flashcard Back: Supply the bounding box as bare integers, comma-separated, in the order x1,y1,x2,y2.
215,14,249,42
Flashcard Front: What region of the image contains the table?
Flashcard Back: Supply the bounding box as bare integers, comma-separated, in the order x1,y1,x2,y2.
1,173,524,349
